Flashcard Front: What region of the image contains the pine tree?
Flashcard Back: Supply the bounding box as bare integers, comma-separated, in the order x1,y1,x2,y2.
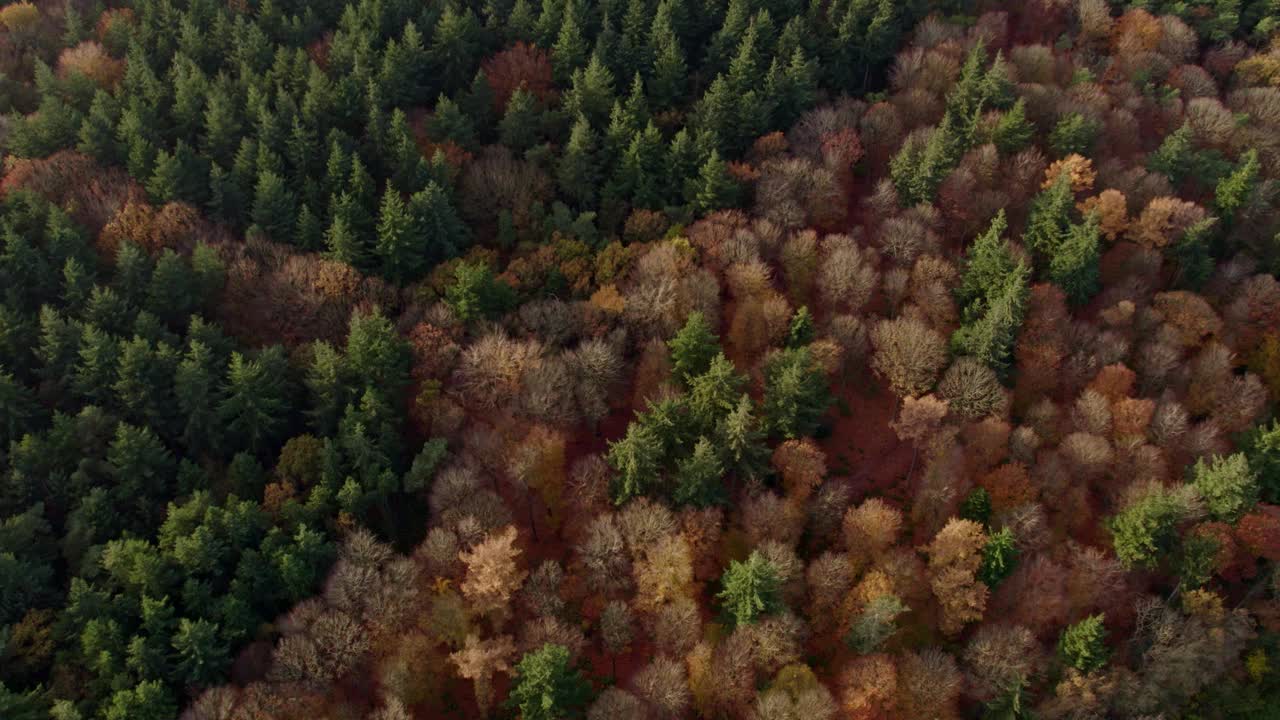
648,27,687,108
1191,452,1259,522
673,436,725,507
498,86,541,152
506,644,592,720
688,353,746,433
1023,171,1075,261
667,128,701,204
428,93,477,149
1148,122,1196,185
695,74,736,155
1215,149,1261,221
78,90,121,163
325,214,366,268
171,617,229,687
374,188,420,284
386,109,430,194
201,88,242,166
787,306,815,348
175,340,222,456
251,171,295,243
563,52,616,125
670,311,720,384
430,4,481,93
218,348,291,455
1048,112,1100,157
762,346,829,439
616,0,653,80
890,114,957,206
958,210,1014,311
558,114,599,207
73,324,120,406
295,204,323,251
718,551,782,626
551,1,588,84
409,181,469,266
1049,213,1102,306
1059,614,1109,673
951,263,1029,374
977,527,1019,587
606,422,663,505
147,250,196,327
345,309,411,404
693,150,739,213
614,122,667,209
992,98,1034,155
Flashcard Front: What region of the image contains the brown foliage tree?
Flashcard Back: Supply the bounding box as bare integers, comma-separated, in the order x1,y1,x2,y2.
871,317,949,397
459,525,527,625
926,519,988,635
482,42,555,113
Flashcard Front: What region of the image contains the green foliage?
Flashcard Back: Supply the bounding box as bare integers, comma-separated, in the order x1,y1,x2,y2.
1049,212,1102,306
961,487,993,526
991,98,1035,155
787,306,816,348
506,644,592,720
1149,122,1196,185
1191,453,1259,522
669,312,720,385
718,551,783,626
1109,483,1201,569
673,436,726,508
1216,149,1262,221
958,211,1015,311
607,423,664,505
1245,419,1280,504
1024,171,1076,261
445,261,515,323
1059,614,1109,673
978,527,1019,587
761,346,829,439
716,394,770,482
846,594,908,653
952,262,1030,375
1048,112,1100,157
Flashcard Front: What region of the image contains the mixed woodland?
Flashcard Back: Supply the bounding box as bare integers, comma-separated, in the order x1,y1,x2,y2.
5,0,1280,718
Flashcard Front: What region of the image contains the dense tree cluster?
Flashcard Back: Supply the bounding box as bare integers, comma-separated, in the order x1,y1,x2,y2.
4,1,1280,720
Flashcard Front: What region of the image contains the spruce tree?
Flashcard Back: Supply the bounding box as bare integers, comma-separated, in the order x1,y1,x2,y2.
374,188,420,283
251,171,296,243
669,311,720,384
606,422,664,505
325,214,365,268
409,181,469,266
958,210,1014,312
551,1,588,84
674,436,725,507
563,52,616,125
992,98,1034,155
978,527,1019,587
558,114,599,207
1059,615,1109,673
498,86,541,152
1049,213,1102,306
762,346,829,439
506,645,592,720
1023,170,1075,262
952,263,1029,374
718,551,782,626
694,150,739,214
1215,149,1261,221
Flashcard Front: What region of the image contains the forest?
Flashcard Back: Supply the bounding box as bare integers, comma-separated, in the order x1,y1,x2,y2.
4,0,1280,718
